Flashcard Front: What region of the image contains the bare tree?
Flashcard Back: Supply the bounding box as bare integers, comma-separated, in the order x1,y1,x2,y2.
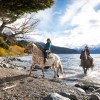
4,15,40,41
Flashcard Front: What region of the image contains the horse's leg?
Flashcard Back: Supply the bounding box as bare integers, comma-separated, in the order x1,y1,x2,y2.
52,64,57,78
83,67,86,74
57,67,59,77
85,68,88,74
59,62,64,75
42,68,44,78
29,65,33,76
54,67,57,78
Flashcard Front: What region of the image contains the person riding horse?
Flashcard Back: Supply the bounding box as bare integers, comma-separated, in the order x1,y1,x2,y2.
44,38,51,63
80,45,94,66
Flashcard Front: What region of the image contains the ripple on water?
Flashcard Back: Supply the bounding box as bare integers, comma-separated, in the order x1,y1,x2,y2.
14,54,100,85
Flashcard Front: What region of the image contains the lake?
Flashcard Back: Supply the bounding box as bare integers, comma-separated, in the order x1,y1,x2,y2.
14,54,100,86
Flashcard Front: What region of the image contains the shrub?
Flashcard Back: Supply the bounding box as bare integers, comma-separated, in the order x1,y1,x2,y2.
0,45,25,56
9,45,25,55
0,37,4,43
0,42,9,49
0,47,8,56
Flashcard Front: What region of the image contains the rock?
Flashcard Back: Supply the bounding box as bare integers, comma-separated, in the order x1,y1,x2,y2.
3,63,10,68
11,57,16,61
19,79,25,84
3,63,7,68
43,93,71,100
75,84,87,93
89,93,100,100
17,67,23,71
17,58,23,62
75,84,81,87
89,87,95,92
58,92,77,100
76,88,86,93
9,66,14,69
23,67,26,69
0,64,3,67
27,79,33,82
93,88,100,93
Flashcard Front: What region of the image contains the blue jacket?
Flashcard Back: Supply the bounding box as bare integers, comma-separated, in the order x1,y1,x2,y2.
44,42,51,50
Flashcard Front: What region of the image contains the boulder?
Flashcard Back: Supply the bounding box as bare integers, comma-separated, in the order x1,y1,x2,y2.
3,63,10,68
43,93,71,100
89,87,95,92
89,93,100,100
76,88,86,93
58,92,77,100
93,88,100,93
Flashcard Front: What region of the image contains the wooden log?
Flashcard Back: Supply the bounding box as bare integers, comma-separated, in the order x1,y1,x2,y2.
3,84,16,90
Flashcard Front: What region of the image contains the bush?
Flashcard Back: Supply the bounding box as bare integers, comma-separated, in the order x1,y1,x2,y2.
0,37,9,49
0,37,4,43
9,45,25,55
16,40,29,47
0,42,9,49
0,47,8,56
0,45,25,56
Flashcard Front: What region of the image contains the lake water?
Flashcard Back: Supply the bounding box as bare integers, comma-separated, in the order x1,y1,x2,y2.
15,54,100,86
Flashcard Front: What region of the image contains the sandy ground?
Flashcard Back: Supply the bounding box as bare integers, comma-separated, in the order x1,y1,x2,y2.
0,67,89,100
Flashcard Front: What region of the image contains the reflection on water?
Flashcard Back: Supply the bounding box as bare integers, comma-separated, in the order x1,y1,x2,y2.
15,54,100,85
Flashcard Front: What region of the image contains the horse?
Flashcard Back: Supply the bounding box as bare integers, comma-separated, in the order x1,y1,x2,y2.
80,49,94,74
24,42,64,78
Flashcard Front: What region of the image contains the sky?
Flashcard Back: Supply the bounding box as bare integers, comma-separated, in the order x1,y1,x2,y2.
2,0,100,49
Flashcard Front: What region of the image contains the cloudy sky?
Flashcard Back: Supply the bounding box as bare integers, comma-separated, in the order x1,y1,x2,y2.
11,0,100,48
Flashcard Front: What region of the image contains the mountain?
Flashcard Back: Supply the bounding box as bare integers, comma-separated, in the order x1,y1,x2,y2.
75,46,100,54
37,42,79,54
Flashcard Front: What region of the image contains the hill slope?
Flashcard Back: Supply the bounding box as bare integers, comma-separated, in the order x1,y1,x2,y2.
37,42,79,54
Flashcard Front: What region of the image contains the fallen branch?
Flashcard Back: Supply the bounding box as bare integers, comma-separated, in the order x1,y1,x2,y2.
3,84,16,90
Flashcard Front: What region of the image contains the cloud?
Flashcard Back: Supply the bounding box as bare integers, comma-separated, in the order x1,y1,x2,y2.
51,0,100,48
34,8,53,31
59,0,88,27
7,0,100,48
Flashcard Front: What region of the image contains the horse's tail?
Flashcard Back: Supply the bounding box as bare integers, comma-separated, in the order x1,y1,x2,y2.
58,61,64,75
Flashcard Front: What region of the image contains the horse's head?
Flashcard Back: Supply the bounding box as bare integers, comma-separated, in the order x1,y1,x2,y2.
24,42,37,53
81,49,88,60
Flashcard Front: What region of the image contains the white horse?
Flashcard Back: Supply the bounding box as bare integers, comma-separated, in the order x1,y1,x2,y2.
24,42,64,78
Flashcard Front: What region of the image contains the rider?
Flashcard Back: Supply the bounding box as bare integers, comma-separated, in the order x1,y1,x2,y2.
80,45,94,66
44,38,51,62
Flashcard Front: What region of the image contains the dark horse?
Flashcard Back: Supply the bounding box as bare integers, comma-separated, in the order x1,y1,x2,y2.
81,49,94,74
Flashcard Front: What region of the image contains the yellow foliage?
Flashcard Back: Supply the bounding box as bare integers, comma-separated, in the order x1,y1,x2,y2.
9,45,25,55
0,47,8,56
0,45,25,56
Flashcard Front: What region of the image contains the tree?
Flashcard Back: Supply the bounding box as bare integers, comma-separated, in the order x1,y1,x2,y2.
0,0,54,39
0,0,54,18
5,15,40,41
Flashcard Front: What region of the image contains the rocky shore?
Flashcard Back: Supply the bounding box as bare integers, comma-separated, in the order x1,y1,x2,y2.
0,56,100,100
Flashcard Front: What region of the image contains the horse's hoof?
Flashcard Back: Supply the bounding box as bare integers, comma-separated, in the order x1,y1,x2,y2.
57,74,59,77
84,72,87,75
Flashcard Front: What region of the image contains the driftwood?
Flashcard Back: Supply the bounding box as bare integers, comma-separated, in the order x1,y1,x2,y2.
3,84,16,90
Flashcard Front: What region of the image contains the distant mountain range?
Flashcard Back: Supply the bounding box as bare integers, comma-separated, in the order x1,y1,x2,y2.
18,40,100,54
75,46,100,54
37,42,79,54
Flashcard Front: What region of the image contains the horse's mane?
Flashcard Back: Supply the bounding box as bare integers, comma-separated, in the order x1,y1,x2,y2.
34,43,44,52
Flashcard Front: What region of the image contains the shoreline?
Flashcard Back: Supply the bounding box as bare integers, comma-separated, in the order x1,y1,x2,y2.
0,56,100,100
0,68,88,100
